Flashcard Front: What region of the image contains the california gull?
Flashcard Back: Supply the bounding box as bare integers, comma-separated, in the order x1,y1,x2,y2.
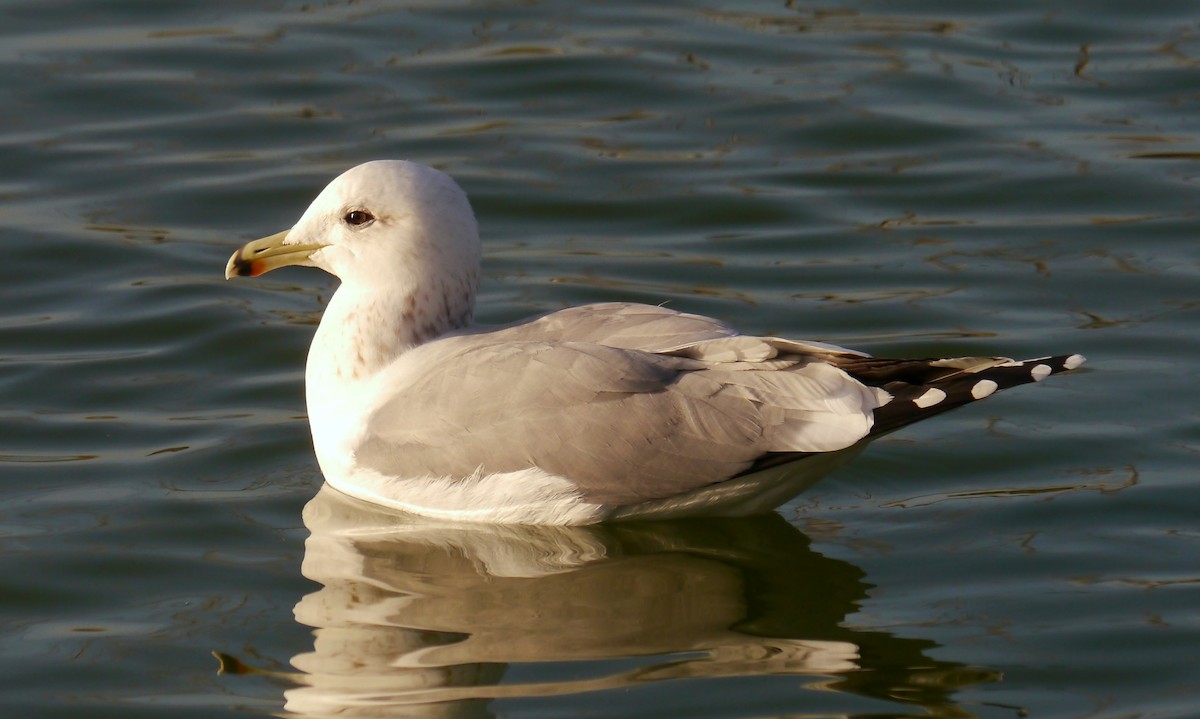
225,160,1085,525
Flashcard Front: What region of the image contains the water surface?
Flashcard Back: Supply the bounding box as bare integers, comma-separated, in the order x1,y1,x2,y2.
1,1,1197,717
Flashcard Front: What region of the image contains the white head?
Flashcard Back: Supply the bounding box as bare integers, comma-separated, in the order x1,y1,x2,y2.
227,160,482,329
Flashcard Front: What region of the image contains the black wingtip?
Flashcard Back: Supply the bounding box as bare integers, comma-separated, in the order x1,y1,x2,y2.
867,353,1086,437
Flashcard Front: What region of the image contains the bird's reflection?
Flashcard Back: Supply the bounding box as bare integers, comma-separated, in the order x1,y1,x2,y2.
282,486,995,718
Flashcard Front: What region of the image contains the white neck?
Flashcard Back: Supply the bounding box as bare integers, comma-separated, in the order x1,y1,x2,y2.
304,281,474,470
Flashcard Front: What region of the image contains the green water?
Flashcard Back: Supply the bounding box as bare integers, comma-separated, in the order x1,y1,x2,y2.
1,1,1197,717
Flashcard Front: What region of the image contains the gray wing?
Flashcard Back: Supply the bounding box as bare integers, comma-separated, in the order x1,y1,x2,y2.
462,302,861,356
472,302,740,351
354,325,883,508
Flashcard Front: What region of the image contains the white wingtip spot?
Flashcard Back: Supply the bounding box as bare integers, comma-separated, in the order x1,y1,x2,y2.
913,387,947,408
1064,354,1086,370
1031,364,1052,381
971,379,998,399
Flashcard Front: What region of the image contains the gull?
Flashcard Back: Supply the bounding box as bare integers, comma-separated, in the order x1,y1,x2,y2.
225,160,1085,525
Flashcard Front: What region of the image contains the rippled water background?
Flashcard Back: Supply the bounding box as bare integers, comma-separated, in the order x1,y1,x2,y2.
2,1,1198,717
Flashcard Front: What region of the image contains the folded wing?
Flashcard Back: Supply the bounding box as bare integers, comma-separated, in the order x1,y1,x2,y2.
355,321,885,507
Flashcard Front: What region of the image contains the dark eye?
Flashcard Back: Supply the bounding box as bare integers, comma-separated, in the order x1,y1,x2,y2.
344,210,375,226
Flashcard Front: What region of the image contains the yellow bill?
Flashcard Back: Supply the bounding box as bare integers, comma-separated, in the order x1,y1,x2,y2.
225,230,327,279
